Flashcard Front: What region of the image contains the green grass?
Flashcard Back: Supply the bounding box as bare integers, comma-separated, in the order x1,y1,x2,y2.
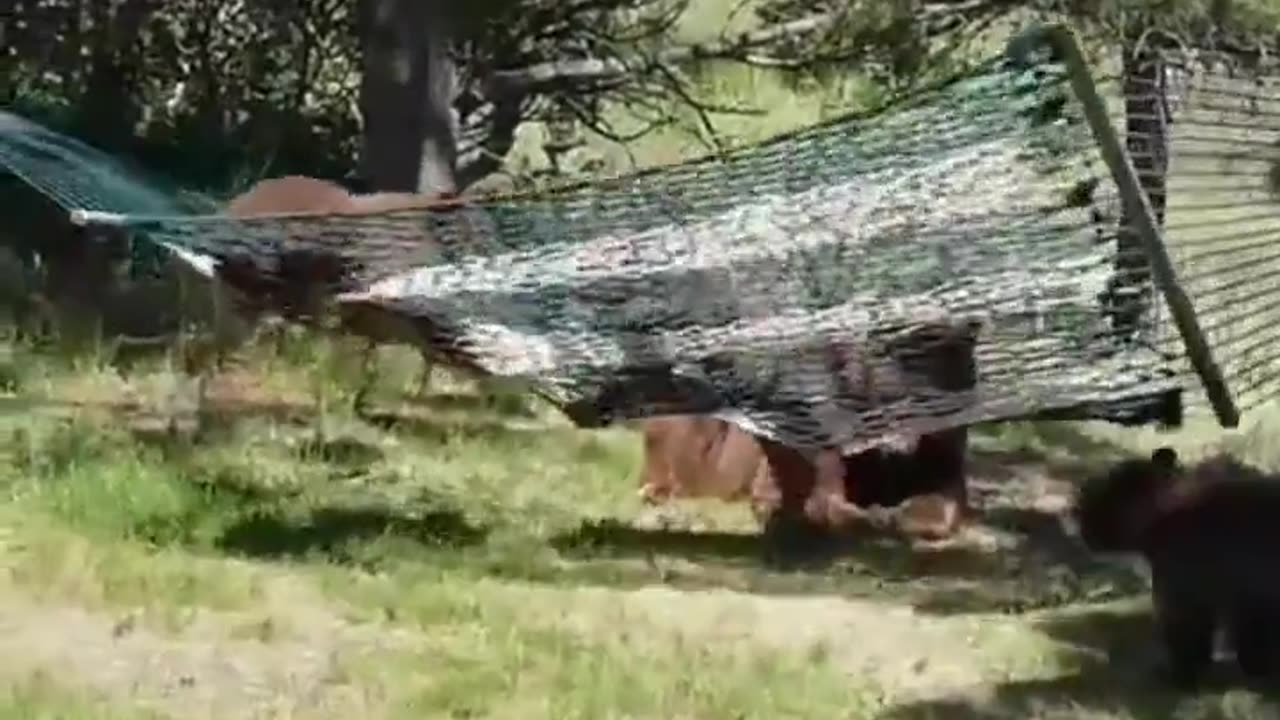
5,2,1280,716
0,330,1275,719
0,672,165,720
0,341,888,718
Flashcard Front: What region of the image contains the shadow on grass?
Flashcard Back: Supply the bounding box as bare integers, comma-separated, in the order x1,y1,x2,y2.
193,400,314,429
195,440,487,562
358,409,550,445
125,415,390,481
541,428,1148,612
543,516,1121,609
399,391,538,419
552,520,765,563
904,485,1149,615
878,673,1272,720
108,407,1158,612
881,605,1280,719
124,403,555,463
293,434,385,468
216,504,487,563
4,392,550,454
968,421,1135,482
108,442,491,567
547,514,1128,604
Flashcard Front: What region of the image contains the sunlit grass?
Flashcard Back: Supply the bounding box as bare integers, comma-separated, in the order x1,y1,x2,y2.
0,672,165,720
0,329,1274,717
4,1,1280,717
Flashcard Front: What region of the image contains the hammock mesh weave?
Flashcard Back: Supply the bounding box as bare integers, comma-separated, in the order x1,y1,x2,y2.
0,35,1191,452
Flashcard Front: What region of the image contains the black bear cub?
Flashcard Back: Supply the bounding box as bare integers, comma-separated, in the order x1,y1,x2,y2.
1074,446,1280,688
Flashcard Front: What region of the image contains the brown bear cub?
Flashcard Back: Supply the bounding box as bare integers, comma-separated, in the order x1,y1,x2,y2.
1074,446,1280,688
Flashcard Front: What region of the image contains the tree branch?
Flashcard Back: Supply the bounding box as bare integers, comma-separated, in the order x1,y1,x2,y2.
487,0,1014,93
486,12,840,93
457,91,529,189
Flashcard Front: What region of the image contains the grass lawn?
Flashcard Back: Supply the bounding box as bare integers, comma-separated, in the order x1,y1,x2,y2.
4,3,1280,716
0,333,1274,720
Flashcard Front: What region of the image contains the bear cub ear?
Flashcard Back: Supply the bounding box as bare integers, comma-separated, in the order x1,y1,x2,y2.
1150,446,1178,472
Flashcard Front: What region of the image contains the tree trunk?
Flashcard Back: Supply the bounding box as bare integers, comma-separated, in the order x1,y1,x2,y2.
357,0,459,194
77,1,145,149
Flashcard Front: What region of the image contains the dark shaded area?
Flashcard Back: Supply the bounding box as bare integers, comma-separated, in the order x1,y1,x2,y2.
1021,386,1184,430
1075,447,1280,687
545,424,1152,612
552,517,997,578
64,390,546,455
882,606,1280,720
358,409,551,445
216,249,357,321
79,411,1147,611
907,424,1150,615
399,390,539,419
908,517,1148,616
0,183,193,344
6,374,1160,614
216,504,486,564
845,426,969,508
554,519,767,563
103,428,490,566
127,466,302,548
293,434,386,468
549,501,1149,613
1039,604,1163,662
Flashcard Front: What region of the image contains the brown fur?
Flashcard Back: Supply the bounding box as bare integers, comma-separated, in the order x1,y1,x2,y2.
220,175,447,328
638,415,969,541
202,176,458,403
735,311,978,541
895,493,963,541
225,176,358,216
225,175,451,217
637,416,766,505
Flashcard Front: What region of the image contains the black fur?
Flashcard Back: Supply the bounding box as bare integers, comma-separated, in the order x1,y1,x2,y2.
1075,447,1280,688
843,427,968,509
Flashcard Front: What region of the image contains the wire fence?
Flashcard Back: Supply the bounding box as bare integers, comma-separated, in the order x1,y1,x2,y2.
1094,42,1280,419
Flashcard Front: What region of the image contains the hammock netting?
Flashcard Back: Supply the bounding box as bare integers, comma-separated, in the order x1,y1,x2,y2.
0,29,1248,453
0,112,220,276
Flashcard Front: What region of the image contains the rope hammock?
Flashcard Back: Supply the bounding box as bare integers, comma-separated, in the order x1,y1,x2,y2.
2,24,1259,453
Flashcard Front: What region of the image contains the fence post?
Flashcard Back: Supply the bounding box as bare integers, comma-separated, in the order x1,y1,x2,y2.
1007,23,1240,428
